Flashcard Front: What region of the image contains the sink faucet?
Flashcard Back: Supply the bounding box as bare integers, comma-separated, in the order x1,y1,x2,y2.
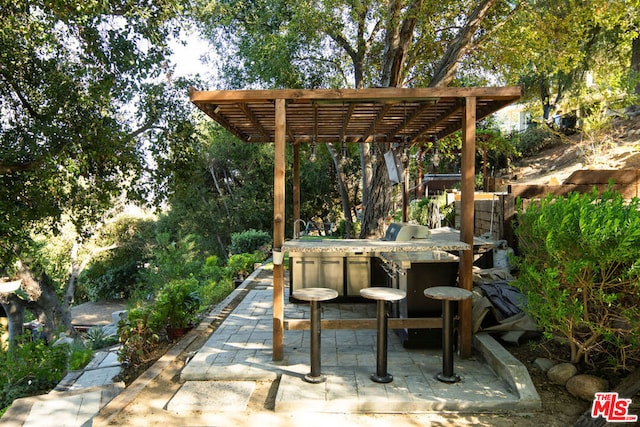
293,219,307,239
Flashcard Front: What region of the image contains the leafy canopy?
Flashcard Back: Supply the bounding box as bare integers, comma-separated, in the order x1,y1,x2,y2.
0,0,195,265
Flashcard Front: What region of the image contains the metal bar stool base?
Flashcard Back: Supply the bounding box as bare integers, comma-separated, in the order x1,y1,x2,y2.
436,373,461,383
423,286,473,385
293,287,339,385
370,373,393,384
304,374,327,384
360,287,406,384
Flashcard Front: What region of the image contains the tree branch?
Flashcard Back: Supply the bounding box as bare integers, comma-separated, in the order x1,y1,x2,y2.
382,0,424,87
429,0,498,87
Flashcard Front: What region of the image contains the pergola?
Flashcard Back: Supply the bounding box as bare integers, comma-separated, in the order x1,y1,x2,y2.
190,86,523,361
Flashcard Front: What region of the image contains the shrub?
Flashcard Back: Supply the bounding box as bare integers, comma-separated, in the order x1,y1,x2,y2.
152,278,202,329
77,216,155,302
68,344,94,371
228,229,271,255
226,252,263,279
0,336,70,414
201,277,234,307
117,306,165,369
85,326,119,350
513,188,640,370
512,125,561,157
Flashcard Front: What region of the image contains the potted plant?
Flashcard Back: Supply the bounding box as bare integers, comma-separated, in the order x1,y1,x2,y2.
152,279,201,340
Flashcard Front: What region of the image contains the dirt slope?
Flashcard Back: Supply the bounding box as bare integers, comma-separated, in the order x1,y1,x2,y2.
507,115,640,185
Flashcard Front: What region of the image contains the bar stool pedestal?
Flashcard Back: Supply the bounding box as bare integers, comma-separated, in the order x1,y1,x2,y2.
360,287,406,383
293,287,339,383
423,286,472,383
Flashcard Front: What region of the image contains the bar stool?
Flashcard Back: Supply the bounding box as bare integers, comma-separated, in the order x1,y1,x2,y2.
423,286,473,383
292,287,339,383
360,287,406,383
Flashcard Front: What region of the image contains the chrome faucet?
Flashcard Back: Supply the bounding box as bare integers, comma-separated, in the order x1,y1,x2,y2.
293,219,307,239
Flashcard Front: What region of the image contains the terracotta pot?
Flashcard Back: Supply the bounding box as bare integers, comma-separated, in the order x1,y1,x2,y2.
166,326,192,341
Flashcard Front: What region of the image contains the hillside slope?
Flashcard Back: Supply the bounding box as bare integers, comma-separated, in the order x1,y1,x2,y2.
506,114,640,185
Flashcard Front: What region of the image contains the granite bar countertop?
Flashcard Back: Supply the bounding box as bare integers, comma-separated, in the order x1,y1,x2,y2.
283,238,469,254
378,250,460,269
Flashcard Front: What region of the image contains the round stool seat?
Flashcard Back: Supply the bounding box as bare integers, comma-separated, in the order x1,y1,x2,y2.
424,286,472,301
360,287,406,301
294,287,339,302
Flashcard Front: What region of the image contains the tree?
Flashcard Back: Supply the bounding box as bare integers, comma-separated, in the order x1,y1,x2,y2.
196,0,521,236
0,0,196,344
484,0,640,122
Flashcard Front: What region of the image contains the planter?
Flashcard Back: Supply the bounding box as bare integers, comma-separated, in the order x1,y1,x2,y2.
166,326,192,341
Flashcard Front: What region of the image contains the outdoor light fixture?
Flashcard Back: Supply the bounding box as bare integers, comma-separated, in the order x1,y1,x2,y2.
432,135,440,167
341,140,348,160
401,146,409,164
370,144,378,163
309,140,317,162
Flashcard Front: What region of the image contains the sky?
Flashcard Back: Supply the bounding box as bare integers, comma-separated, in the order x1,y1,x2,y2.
168,30,214,79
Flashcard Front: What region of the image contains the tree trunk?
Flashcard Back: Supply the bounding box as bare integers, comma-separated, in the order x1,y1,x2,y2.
16,263,76,343
360,155,394,238
632,35,640,96
381,0,424,87
0,298,26,349
327,143,354,238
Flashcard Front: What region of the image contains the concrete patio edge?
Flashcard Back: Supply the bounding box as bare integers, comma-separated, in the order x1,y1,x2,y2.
473,332,542,410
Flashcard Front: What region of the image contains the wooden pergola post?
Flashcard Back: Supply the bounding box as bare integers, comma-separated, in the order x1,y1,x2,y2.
273,98,286,361
293,142,301,236
459,96,476,358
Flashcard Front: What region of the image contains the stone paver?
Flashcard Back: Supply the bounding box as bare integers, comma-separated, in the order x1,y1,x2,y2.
181,274,540,414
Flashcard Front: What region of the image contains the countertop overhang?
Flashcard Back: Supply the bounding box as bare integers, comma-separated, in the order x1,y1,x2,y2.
283,238,470,253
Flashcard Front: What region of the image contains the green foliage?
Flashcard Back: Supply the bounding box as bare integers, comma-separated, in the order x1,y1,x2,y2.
0,0,196,266
200,277,235,308
510,126,561,157
228,229,272,255
68,345,94,371
117,306,165,369
0,335,78,413
84,326,119,351
152,279,202,329
226,252,264,279
136,232,206,297
78,215,156,302
514,188,640,370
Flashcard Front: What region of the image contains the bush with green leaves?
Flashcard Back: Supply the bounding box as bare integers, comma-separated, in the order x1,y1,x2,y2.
117,306,165,369
0,335,92,414
511,125,561,157
513,188,640,370
85,326,119,350
226,252,264,279
152,278,202,329
228,229,271,255
78,216,156,302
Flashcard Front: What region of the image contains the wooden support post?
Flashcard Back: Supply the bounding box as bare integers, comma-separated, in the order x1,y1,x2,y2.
293,142,300,237
402,165,409,222
273,98,286,361
459,96,476,359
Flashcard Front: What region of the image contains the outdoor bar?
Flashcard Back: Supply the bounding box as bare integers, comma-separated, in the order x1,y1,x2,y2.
190,86,523,361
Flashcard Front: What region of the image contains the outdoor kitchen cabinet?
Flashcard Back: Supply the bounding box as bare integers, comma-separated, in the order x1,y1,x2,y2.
379,250,460,349
289,252,345,297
